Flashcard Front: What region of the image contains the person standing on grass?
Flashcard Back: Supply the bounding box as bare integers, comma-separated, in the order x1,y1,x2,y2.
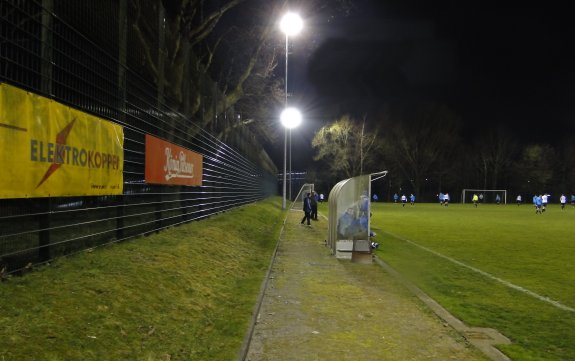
310,191,318,220
571,194,575,207
560,194,567,210
472,193,479,207
300,193,312,226
410,193,416,206
516,194,522,205
444,193,450,206
401,194,407,207
393,193,399,204
439,192,444,205
495,194,501,205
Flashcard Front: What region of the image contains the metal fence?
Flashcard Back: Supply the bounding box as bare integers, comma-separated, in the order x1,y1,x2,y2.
0,0,277,275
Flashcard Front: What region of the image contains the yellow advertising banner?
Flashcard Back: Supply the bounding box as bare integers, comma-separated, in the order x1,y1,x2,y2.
0,83,124,198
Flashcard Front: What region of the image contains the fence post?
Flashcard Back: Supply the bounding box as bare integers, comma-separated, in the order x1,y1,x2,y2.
155,192,163,231
38,198,51,262
116,196,125,241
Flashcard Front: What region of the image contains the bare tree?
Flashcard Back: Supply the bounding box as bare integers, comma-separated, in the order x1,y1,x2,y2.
127,0,360,145
474,126,518,189
554,141,575,192
128,0,282,134
129,0,245,100
514,143,556,194
380,102,461,196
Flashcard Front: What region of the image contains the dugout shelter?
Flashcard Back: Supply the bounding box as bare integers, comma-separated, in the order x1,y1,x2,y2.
327,171,387,263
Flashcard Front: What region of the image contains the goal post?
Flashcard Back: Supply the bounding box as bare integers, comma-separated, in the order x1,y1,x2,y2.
290,183,315,210
461,189,507,204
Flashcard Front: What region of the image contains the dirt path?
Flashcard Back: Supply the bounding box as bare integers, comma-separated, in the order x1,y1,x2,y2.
244,211,492,360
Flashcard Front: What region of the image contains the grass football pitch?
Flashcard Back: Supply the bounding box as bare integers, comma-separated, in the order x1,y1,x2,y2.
369,201,575,361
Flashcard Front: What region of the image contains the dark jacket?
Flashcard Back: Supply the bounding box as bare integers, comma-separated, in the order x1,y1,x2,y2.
303,197,312,213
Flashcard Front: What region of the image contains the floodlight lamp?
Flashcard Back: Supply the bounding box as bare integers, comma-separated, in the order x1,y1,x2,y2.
280,107,302,129
280,12,303,36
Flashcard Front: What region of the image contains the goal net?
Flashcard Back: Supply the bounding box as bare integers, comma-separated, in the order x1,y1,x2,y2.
461,189,507,204
291,183,315,210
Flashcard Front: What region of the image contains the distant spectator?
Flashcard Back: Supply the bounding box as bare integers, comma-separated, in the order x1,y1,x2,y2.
300,193,312,226
310,191,318,221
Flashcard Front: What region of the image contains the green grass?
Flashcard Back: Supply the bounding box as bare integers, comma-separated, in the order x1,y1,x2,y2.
3,198,574,360
0,198,285,361
370,202,575,361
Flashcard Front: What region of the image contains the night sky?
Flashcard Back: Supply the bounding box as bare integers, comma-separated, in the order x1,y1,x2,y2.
283,1,575,168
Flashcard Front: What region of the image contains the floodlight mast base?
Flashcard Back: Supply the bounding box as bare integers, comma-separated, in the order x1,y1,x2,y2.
282,128,287,210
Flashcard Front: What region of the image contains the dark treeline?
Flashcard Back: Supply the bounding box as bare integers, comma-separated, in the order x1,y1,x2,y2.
309,101,575,203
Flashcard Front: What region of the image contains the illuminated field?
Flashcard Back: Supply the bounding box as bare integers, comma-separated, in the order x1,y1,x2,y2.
370,202,575,361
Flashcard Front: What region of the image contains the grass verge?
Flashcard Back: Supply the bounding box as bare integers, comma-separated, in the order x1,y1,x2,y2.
0,197,284,361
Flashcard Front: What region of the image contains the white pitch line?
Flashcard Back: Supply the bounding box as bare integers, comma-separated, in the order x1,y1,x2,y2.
385,231,575,313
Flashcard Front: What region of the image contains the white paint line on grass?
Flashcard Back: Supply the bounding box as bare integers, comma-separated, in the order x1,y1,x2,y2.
385,231,575,313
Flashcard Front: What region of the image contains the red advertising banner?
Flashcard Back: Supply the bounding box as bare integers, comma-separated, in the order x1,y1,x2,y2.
145,134,203,186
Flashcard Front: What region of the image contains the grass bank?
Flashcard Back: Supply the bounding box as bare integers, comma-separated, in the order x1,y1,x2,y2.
0,197,284,361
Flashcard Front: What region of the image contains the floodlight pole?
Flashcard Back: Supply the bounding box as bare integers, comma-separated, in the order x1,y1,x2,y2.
286,33,291,206
286,33,294,202
280,108,302,210
285,33,289,106
280,13,302,209
282,125,287,210
282,32,289,210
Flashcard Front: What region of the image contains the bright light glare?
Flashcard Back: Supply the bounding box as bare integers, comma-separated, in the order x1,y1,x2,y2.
280,12,303,36
280,107,302,129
